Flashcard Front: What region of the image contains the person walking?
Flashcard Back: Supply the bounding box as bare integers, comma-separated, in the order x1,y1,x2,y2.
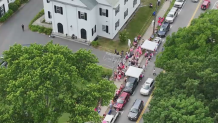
153,68,156,76
22,24,24,31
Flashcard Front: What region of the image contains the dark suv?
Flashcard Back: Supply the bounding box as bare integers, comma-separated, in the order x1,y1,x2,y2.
0,57,7,68
157,22,170,37
123,77,138,95
128,99,144,121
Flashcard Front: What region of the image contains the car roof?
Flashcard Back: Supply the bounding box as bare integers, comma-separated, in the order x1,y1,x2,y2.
119,92,129,98
162,22,169,26
104,115,114,121
145,78,154,84
133,99,143,108
170,7,178,12
202,1,209,4
127,77,137,83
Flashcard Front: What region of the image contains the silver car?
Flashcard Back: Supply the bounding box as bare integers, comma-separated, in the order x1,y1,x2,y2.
174,0,186,8
140,78,155,95
165,7,179,23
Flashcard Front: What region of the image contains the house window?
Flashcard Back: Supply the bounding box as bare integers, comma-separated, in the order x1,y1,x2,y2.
124,9,128,19
102,25,108,33
48,11,52,18
78,11,87,20
99,8,108,17
115,5,120,16
7,0,9,3
124,0,128,5
0,4,5,18
92,25,97,36
115,20,119,30
47,0,50,3
133,0,137,7
54,5,63,15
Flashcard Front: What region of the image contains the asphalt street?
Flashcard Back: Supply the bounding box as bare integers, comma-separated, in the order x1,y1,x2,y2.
113,0,218,122
0,0,119,69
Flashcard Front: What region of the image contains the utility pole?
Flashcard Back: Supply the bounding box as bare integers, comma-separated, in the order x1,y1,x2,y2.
153,0,159,34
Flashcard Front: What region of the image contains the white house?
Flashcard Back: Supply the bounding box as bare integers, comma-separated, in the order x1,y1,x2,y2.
43,0,140,42
0,0,9,18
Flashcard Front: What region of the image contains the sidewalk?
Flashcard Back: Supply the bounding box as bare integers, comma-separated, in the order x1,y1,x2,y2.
100,0,171,116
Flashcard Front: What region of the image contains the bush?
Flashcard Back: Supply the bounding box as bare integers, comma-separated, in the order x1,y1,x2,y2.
102,67,112,78
9,3,19,12
0,10,13,22
119,29,129,43
15,0,21,7
91,41,99,47
29,9,52,35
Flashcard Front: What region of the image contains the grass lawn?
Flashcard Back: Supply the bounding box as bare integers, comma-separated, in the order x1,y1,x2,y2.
97,0,164,53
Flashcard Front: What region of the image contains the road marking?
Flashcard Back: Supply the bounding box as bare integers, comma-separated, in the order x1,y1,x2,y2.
212,1,218,9
187,0,203,26
136,2,203,122
136,90,154,123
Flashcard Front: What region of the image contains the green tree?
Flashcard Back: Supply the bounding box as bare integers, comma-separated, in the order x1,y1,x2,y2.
144,10,218,122
0,42,116,123
119,29,129,43
144,95,213,123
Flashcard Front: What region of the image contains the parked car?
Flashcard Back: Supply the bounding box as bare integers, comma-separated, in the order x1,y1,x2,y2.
123,77,138,95
153,37,162,48
102,112,120,123
192,0,199,3
128,99,144,121
157,22,170,38
140,78,155,95
113,92,130,111
165,7,179,23
201,0,210,10
0,57,8,68
174,0,186,8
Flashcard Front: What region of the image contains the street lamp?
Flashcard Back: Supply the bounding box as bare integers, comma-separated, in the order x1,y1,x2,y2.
153,0,159,34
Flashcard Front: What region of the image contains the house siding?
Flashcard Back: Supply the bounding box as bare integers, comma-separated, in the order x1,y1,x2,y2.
44,0,141,42
0,0,9,18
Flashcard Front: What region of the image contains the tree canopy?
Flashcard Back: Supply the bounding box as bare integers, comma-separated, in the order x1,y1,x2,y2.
144,10,218,122
0,42,116,123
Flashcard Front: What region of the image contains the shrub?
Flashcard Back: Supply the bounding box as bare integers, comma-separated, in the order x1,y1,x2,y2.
15,0,21,7
119,29,129,43
29,9,52,35
102,67,112,78
0,10,13,22
9,3,19,12
91,41,99,47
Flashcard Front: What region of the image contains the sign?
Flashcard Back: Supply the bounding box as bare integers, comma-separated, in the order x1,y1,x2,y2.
128,39,131,48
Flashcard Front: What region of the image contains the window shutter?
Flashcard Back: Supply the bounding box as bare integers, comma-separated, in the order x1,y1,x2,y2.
92,29,94,36
54,5,57,13
95,25,96,32
60,7,63,14
106,9,108,17
48,11,50,18
3,4,5,13
85,13,87,20
99,8,102,15
106,26,108,33
78,11,81,19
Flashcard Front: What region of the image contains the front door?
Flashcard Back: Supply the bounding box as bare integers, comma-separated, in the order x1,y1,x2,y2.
81,29,87,39
57,23,63,34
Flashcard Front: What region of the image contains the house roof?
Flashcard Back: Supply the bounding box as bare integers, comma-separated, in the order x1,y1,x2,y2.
80,0,98,9
106,0,119,7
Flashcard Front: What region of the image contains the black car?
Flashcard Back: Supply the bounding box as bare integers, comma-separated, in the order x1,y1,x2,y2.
128,99,144,121
157,22,170,37
123,77,138,95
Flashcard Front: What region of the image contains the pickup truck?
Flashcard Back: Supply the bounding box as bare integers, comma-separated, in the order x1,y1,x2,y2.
102,112,120,123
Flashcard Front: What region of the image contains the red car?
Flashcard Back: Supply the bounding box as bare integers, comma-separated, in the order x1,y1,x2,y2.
201,0,210,10
113,92,130,111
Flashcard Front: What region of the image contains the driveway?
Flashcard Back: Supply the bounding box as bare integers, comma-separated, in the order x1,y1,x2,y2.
0,0,118,69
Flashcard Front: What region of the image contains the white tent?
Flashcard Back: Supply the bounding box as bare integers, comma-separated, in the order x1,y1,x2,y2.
141,40,158,51
125,66,143,78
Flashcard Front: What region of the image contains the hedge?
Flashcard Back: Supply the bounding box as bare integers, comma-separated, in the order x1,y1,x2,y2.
0,10,13,22
0,0,28,22
29,9,52,35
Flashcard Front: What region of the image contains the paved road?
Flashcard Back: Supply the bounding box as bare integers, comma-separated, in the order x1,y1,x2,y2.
113,0,217,122
0,0,119,69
